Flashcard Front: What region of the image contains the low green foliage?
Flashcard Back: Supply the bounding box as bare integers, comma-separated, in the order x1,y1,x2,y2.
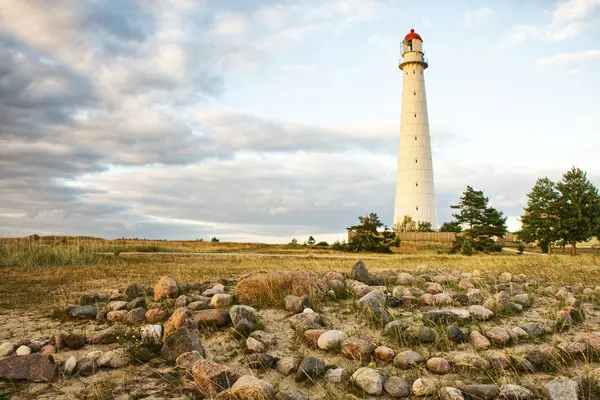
0,242,107,268
346,212,400,253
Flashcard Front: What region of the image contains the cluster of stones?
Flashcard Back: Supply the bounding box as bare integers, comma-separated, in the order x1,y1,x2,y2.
2,262,600,400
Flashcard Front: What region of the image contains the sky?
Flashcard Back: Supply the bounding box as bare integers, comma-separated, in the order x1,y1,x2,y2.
1,0,599,244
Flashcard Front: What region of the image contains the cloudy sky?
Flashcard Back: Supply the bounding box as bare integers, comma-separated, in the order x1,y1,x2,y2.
1,0,599,243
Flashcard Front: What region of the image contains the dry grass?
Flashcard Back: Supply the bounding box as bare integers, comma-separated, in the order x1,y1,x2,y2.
1,238,600,312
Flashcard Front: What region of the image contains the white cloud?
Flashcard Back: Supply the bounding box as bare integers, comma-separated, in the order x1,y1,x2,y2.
212,12,248,36
464,7,495,28
536,49,600,67
552,0,600,23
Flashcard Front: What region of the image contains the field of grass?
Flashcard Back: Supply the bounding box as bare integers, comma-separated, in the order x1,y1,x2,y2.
1,238,600,313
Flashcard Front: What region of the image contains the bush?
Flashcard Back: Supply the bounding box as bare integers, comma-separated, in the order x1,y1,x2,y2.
316,241,329,247
517,242,525,254
331,240,347,251
451,236,473,256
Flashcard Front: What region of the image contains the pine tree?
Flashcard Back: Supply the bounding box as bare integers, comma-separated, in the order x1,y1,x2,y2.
517,177,561,254
555,167,600,255
417,221,434,232
451,186,507,251
307,236,316,246
439,221,462,232
347,213,400,253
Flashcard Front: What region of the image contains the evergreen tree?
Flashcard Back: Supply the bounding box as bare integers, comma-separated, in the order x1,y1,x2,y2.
517,177,561,254
307,236,316,246
451,186,507,251
439,221,462,232
555,167,600,255
417,221,434,232
347,213,400,253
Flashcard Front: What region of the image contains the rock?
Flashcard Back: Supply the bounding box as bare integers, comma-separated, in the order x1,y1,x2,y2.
424,309,470,325
324,367,349,383
356,290,392,324
232,319,255,339
0,342,14,357
140,324,163,343
229,305,259,326
154,274,179,301
246,337,265,353
557,341,589,359
555,310,573,332
97,348,129,368
192,360,239,397
585,334,600,355
512,294,532,308
211,293,233,308
317,330,347,352
0,354,58,382
288,312,323,333
203,288,225,297
374,346,395,362
426,357,451,374
393,350,423,369
188,300,211,311
249,331,276,347
69,306,98,320
351,367,384,396
383,320,408,338
125,283,146,300
39,345,55,355
106,310,128,323
63,333,85,350
467,288,484,304
327,280,345,297
174,295,189,308
397,272,415,285
446,325,468,343
16,345,31,356
351,260,372,284
245,353,277,370
124,307,146,325
468,305,494,321
175,350,204,370
161,327,205,362
64,356,77,376
294,357,326,382
426,282,444,294
75,358,98,377
126,296,146,310
499,384,534,399
485,327,511,346
452,353,489,370
462,384,499,400
384,376,411,398
412,377,437,397
80,289,108,305
438,387,465,400
145,309,167,323
420,293,435,306
230,375,275,400
86,350,103,361
195,309,231,327
341,337,376,362
488,351,510,372
284,294,313,313
511,326,529,340
520,322,544,338
434,292,454,305
414,326,437,343
89,327,118,345
275,357,298,375
107,300,128,311
303,329,326,347
235,270,328,307
543,376,579,400
469,331,491,350
165,307,197,337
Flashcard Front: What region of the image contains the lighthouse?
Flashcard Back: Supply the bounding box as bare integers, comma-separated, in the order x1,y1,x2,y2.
393,29,438,230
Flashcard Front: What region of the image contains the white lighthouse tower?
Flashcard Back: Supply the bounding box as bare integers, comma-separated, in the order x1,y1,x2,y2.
393,29,438,229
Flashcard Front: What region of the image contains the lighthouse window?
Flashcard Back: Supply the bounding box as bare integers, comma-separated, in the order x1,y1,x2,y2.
415,159,418,163
416,183,419,187
413,91,416,95
414,136,417,140
416,206,419,211
413,70,415,74
414,113,416,117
